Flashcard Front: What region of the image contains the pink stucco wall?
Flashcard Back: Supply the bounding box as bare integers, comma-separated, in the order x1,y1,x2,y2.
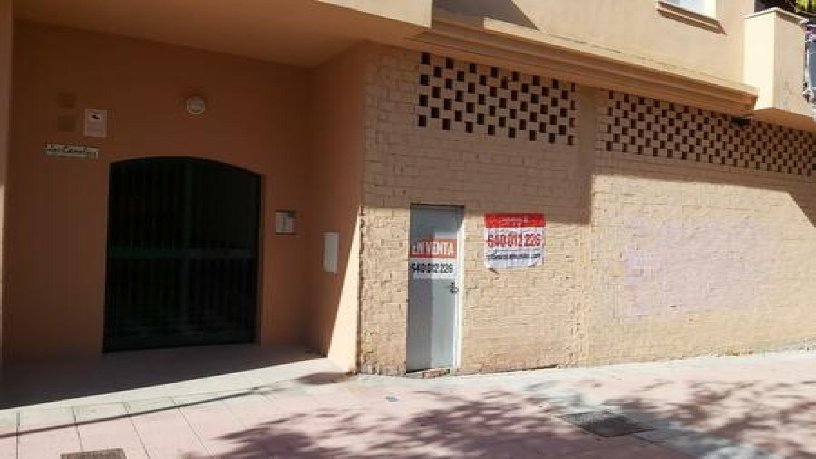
6,22,314,362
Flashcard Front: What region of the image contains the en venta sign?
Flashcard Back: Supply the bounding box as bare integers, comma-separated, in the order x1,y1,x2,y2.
484,213,545,269
409,238,457,279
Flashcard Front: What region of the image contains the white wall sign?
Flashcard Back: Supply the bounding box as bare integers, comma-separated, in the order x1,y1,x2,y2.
44,143,100,159
484,213,545,269
83,108,108,138
409,238,457,279
275,210,296,235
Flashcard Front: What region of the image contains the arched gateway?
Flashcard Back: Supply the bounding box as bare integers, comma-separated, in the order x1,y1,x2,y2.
103,157,261,352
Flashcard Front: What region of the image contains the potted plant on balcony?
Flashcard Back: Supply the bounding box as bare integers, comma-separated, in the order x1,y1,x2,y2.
758,1,816,113
759,0,816,18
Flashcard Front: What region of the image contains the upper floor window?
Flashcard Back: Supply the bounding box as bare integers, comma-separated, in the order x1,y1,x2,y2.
664,0,717,17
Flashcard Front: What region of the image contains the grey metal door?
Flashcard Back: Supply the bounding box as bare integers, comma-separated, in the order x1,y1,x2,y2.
407,205,462,371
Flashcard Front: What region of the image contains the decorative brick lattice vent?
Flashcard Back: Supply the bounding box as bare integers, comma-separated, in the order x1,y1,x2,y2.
602,91,816,177
416,52,577,144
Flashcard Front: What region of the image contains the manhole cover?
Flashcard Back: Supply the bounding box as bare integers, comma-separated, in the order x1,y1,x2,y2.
559,410,654,437
61,448,127,459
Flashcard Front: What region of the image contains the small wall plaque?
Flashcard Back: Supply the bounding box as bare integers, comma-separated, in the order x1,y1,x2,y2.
275,210,296,235
45,143,100,159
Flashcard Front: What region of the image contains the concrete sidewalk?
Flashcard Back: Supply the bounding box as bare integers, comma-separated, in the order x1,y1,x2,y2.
1,350,815,458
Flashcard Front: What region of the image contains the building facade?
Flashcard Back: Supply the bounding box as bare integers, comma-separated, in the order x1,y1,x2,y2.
0,0,814,375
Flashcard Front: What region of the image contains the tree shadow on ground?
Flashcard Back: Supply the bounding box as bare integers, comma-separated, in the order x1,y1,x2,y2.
181,387,685,458
8,361,814,458
559,373,816,459
177,368,816,458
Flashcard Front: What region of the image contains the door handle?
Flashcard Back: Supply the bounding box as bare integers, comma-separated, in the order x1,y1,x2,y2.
449,282,460,294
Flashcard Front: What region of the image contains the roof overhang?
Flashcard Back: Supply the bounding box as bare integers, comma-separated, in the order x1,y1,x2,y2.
13,0,759,117
405,9,758,116
12,0,432,67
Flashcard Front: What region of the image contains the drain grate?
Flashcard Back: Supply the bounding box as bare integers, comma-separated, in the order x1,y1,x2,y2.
559,410,654,437
61,448,127,459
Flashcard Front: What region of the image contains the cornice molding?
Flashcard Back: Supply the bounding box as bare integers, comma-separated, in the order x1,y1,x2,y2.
656,1,724,33
408,10,757,116
746,7,807,24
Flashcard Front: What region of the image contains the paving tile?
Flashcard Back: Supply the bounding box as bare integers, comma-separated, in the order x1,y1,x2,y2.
74,403,147,459
126,398,208,458
125,397,176,415
567,441,692,458
523,432,611,457
459,439,546,458
0,412,17,459
18,407,81,458
179,398,266,457
221,393,297,455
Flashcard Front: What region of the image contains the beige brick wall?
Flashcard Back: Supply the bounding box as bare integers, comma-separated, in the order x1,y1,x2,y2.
589,91,816,364
359,46,590,374
359,45,816,374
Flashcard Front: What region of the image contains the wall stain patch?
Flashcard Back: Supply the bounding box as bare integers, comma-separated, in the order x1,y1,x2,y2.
602,91,816,177
416,52,577,145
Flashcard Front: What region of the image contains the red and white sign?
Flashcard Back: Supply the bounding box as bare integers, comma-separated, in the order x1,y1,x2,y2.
484,213,545,269
409,238,457,279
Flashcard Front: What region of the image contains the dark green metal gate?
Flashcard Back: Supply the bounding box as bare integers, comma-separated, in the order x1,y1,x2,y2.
104,157,261,352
